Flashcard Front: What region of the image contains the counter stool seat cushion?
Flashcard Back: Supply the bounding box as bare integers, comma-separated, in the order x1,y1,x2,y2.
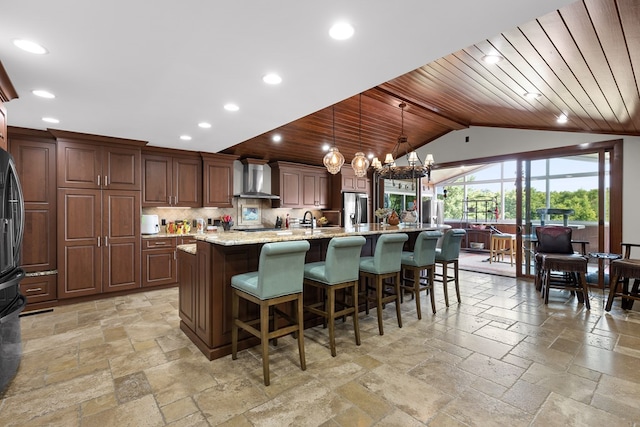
359,233,409,335
303,236,366,356
401,230,442,318
231,240,310,386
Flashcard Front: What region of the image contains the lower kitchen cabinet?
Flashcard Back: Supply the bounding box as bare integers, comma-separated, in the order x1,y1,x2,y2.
178,248,196,331
142,237,177,287
20,274,57,304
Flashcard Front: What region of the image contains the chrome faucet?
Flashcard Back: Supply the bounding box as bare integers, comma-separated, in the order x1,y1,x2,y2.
302,210,313,227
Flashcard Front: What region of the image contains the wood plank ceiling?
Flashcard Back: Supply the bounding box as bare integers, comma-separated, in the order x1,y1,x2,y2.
223,0,640,168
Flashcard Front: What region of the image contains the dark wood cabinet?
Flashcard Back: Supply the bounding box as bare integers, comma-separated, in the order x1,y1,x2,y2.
178,249,196,332
142,237,177,287
20,274,57,305
201,153,237,207
330,167,372,211
9,132,57,275
0,103,6,151
270,161,330,209
55,139,141,190
57,189,140,298
142,149,202,207
0,62,18,151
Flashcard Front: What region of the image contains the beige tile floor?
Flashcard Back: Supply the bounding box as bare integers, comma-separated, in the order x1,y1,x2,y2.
2,271,640,426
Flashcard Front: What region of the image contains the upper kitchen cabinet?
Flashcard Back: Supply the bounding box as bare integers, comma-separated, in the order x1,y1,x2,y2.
51,129,145,190
330,167,372,209
0,61,18,151
142,147,202,207
270,161,330,209
201,153,238,208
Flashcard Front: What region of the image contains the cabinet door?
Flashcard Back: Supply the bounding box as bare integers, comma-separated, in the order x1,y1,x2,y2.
103,146,140,191
57,141,102,188
302,173,317,206
317,174,330,208
178,250,196,331
10,139,57,273
173,157,202,207
203,158,233,207
58,189,102,298
143,238,177,287
142,154,172,206
103,190,140,292
280,170,301,208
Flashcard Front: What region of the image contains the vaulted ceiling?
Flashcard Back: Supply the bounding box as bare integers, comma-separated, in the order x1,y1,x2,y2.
223,0,640,168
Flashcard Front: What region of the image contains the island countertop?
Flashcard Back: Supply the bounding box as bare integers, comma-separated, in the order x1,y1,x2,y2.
179,222,452,361
192,223,450,246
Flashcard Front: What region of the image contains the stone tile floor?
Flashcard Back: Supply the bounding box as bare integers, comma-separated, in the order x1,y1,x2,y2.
1,271,640,426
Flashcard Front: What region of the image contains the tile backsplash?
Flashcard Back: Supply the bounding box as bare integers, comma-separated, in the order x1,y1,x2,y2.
142,199,326,231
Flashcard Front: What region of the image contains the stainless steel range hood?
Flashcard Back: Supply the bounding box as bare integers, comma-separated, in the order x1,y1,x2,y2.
234,159,280,200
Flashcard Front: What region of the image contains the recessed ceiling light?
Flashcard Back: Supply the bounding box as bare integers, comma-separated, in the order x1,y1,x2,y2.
13,39,48,54
329,22,354,40
322,143,331,151
263,73,282,85
42,117,59,124
367,153,374,159
32,89,55,99
198,122,212,129
557,113,568,124
524,92,541,100
180,135,192,141
482,54,503,64
272,134,282,143
224,103,239,112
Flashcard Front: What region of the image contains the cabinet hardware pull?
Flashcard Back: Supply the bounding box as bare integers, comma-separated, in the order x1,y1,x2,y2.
25,288,43,293
98,236,101,247
155,242,167,245
104,175,108,186
97,175,101,186
173,251,176,260
105,236,108,246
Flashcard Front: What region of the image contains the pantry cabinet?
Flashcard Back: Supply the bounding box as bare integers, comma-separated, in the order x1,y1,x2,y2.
269,161,330,209
142,148,202,207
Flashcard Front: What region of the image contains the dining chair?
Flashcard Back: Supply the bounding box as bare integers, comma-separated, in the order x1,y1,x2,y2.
605,243,640,311
400,230,442,318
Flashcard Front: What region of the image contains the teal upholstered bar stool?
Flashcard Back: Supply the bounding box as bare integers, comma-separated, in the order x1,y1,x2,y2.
231,240,310,386
434,229,466,307
359,233,409,335
303,236,366,356
401,230,443,318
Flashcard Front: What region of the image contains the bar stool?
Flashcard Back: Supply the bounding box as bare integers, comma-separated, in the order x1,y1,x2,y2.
535,226,590,309
231,240,310,386
400,230,442,318
605,243,640,311
434,229,466,307
359,233,409,335
303,236,366,356
490,233,516,265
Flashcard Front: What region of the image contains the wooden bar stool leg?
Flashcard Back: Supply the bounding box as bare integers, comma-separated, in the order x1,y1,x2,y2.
454,260,461,304
231,291,239,360
328,286,336,357
394,271,402,328
376,275,384,335
442,263,450,307
429,267,436,314
260,302,270,386
296,295,306,371
605,272,620,311
579,272,590,310
352,282,361,346
413,267,422,320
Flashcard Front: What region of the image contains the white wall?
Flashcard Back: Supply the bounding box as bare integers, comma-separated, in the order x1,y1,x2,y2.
415,126,640,243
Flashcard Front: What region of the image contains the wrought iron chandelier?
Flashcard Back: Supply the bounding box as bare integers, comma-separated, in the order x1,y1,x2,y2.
323,106,345,175
351,94,370,177
373,102,434,181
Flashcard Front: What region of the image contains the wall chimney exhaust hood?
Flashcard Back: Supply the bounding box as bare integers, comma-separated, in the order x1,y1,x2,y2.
234,159,280,200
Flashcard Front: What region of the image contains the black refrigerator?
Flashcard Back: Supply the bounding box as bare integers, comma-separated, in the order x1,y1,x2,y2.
343,192,368,226
0,149,26,396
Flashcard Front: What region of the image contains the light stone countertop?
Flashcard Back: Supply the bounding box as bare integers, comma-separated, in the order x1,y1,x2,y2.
142,233,198,239
176,243,197,254
193,223,451,246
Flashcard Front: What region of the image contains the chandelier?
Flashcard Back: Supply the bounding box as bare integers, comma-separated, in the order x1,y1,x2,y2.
323,106,345,174
351,94,370,177
372,102,435,181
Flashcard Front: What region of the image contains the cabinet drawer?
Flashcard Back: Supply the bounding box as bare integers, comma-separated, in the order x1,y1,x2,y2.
178,236,197,245
143,237,176,249
21,274,57,304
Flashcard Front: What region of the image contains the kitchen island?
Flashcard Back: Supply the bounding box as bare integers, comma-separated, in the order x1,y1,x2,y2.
179,223,450,360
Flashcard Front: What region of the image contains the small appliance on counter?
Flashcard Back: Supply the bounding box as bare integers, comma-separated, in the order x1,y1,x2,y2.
141,214,159,234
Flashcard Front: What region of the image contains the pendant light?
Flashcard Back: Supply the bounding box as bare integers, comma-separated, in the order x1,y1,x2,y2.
351,94,370,177
323,106,345,174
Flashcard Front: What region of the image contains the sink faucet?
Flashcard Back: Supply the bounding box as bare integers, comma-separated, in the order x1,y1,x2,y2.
302,210,313,226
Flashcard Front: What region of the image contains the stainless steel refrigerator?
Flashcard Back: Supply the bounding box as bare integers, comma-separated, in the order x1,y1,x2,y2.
343,192,368,226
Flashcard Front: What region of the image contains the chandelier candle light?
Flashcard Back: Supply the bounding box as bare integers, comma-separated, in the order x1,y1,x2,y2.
373,103,435,181
323,106,345,175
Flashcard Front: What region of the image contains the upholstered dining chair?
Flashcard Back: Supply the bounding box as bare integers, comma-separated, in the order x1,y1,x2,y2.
434,229,466,307
534,226,590,309
400,230,443,318
303,236,366,356
359,233,409,336
231,240,310,386
605,243,640,311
